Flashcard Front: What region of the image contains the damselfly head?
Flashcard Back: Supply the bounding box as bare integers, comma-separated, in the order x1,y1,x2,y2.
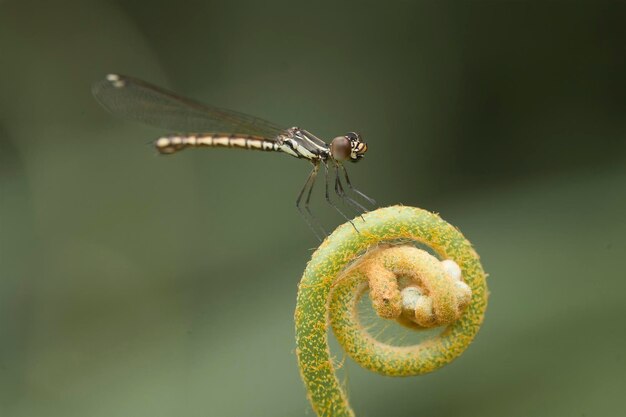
346,132,367,162
330,132,367,162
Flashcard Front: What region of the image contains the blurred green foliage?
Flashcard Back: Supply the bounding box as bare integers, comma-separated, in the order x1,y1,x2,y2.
0,1,624,417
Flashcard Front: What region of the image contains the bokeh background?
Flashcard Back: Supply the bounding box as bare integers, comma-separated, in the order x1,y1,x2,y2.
1,1,625,416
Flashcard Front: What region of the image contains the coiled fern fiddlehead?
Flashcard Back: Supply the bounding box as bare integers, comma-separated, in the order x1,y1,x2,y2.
295,205,488,417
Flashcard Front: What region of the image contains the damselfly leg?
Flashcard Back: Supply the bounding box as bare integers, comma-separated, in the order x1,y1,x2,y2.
296,163,327,241
339,164,377,207
333,162,367,219
323,161,359,232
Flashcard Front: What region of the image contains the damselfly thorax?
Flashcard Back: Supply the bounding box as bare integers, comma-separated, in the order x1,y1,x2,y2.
92,74,375,239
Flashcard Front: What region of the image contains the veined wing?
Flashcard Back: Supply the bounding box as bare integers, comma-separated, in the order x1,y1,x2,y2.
92,74,286,139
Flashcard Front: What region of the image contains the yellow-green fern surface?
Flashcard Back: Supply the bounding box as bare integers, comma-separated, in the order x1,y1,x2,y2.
295,205,488,417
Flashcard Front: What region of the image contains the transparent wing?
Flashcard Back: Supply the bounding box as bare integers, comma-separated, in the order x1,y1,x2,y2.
92,74,286,139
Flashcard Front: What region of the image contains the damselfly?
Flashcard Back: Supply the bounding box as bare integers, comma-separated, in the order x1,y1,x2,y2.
92,74,375,239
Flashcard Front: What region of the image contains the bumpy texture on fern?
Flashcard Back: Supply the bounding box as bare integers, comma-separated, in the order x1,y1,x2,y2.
294,205,488,417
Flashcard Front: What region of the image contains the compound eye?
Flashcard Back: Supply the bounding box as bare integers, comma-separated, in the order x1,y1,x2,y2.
330,136,352,161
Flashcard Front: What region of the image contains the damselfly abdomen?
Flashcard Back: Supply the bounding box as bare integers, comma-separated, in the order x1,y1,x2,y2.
92,74,375,239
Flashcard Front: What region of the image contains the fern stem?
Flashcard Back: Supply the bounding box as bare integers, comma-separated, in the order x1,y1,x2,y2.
294,205,488,417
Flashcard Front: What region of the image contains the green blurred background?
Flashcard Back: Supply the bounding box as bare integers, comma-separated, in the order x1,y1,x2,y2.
1,1,625,416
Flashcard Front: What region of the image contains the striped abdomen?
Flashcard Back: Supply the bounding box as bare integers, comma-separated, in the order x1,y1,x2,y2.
155,134,280,155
